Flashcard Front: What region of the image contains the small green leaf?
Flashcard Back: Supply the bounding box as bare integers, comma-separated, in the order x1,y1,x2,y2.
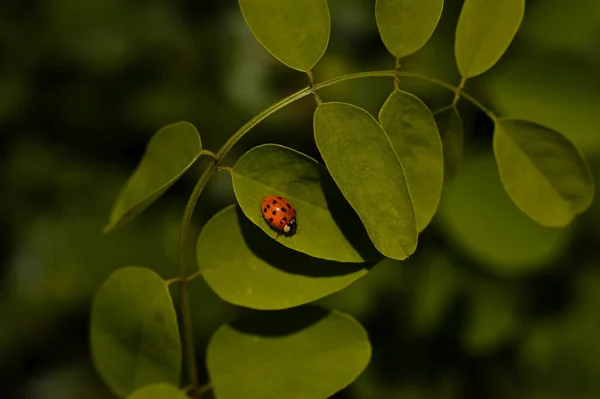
197,205,369,310
379,91,443,231
207,306,371,399
434,106,464,179
494,118,595,227
238,0,330,72
455,0,525,78
104,122,202,233
232,144,379,263
314,102,417,260
375,0,444,58
127,384,187,399
91,267,181,398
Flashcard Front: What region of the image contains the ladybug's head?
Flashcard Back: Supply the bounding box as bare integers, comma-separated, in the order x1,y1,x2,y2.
283,218,296,234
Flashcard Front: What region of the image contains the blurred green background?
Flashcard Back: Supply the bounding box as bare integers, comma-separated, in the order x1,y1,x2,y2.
1,0,600,398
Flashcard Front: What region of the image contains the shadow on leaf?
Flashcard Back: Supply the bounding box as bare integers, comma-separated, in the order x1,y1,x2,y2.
230,305,330,337
237,206,375,277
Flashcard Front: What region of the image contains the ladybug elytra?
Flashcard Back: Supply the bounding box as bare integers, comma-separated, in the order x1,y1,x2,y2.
261,195,296,238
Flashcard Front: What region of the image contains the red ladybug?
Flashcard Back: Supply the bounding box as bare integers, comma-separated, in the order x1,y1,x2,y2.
261,195,297,238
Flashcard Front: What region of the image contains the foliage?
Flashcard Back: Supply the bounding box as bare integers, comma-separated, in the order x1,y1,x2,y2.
20,0,590,398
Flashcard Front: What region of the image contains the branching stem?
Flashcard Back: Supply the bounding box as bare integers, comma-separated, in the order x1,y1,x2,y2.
175,68,497,391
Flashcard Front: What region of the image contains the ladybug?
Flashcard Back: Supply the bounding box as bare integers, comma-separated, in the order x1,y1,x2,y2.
261,195,297,238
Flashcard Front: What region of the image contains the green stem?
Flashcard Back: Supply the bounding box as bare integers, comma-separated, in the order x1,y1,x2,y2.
177,160,217,390
452,77,467,107
175,67,497,390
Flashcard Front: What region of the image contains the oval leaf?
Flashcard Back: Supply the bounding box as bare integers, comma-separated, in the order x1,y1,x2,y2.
238,0,330,72
493,118,595,227
434,106,464,179
197,205,369,310
379,91,444,231
375,0,444,58
127,384,187,399
207,306,371,399
91,267,181,397
455,0,525,78
314,102,417,260
233,144,379,263
104,122,202,233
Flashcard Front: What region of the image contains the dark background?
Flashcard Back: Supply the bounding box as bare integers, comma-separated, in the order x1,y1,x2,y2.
1,0,600,398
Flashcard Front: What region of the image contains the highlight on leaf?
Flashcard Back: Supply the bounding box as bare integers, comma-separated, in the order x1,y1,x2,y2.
314,101,417,260
493,118,594,227
238,0,330,72
375,0,444,59
104,122,202,233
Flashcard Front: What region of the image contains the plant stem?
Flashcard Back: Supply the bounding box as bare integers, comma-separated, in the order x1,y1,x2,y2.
452,77,467,107
174,67,497,391
177,160,217,391
306,70,323,105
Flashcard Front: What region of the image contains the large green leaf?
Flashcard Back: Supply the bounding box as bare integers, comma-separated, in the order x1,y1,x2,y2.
314,102,417,260
104,122,202,233
455,0,525,78
91,267,181,398
238,0,330,72
196,205,369,310
127,384,187,399
437,153,572,276
434,106,464,179
232,144,379,263
379,90,443,231
207,306,371,399
375,0,444,58
493,118,595,227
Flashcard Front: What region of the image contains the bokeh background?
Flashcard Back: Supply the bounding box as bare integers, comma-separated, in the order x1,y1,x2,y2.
1,0,600,398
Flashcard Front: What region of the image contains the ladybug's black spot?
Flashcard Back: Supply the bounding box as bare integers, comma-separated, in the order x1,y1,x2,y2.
263,208,267,213
272,210,276,215
268,218,273,222
286,203,291,209
267,204,271,209
281,207,287,212
278,196,282,199
280,220,284,224
272,200,277,204
282,217,287,221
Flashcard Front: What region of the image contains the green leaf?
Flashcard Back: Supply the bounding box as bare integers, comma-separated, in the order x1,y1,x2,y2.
314,102,417,260
455,0,525,78
493,118,595,227
375,0,444,58
207,306,371,399
434,106,464,179
379,90,443,231
104,122,202,233
232,144,379,263
438,153,572,276
238,0,330,72
196,205,369,310
91,267,181,398
127,384,187,399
